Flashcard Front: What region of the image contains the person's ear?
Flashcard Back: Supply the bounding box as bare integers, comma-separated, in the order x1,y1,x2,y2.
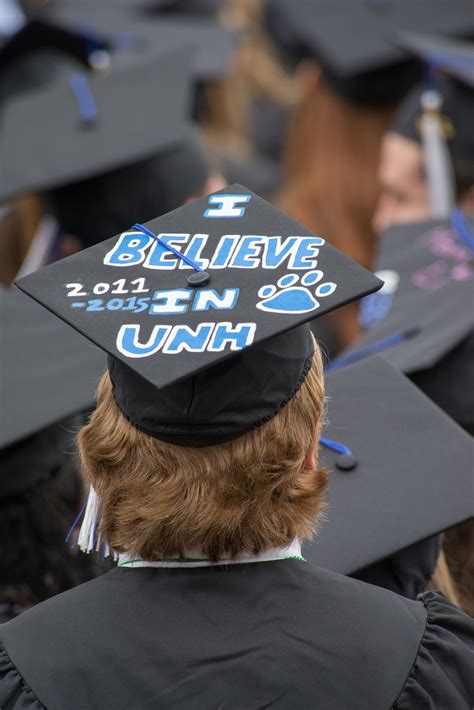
305,421,321,469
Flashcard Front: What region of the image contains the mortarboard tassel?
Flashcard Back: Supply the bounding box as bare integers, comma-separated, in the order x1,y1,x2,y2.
75,485,117,558
419,83,455,218
69,73,99,127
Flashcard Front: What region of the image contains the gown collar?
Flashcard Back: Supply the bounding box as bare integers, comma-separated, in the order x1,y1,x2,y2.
117,539,304,569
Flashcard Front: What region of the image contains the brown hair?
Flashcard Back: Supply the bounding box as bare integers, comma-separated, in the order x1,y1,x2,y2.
78,346,326,562
277,69,397,347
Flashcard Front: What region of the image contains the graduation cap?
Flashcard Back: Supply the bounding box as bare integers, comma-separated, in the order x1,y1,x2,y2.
305,356,474,575
16,184,382,448
0,44,193,203
0,288,105,499
0,288,105,450
392,33,474,174
136,0,223,17
0,18,112,75
265,0,474,103
47,125,212,250
398,31,474,90
333,214,474,432
42,3,239,83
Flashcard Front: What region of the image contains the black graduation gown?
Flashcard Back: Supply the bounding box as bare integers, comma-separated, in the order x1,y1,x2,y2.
0,561,473,709
352,534,442,599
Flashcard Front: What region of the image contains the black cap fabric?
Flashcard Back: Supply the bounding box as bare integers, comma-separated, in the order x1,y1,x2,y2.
0,19,111,75
392,33,474,169
334,215,474,431
43,3,238,82
46,126,212,249
137,0,223,17
16,184,382,446
304,356,474,575
0,288,104,450
398,31,474,89
265,0,474,103
0,45,192,202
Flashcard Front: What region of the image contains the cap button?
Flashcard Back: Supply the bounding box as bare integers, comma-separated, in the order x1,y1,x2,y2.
187,271,210,287
335,454,358,471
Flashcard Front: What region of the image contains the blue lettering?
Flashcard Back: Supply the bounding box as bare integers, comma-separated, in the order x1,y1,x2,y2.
180,234,209,270
116,324,171,358
228,236,263,268
208,322,256,351
144,234,189,269
209,235,239,268
204,194,251,218
104,231,152,267
163,324,214,353
150,289,192,315
192,288,239,312
289,237,325,269
262,236,298,268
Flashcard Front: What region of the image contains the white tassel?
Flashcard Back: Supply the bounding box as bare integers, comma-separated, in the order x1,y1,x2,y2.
77,486,117,559
77,485,101,553
419,89,455,218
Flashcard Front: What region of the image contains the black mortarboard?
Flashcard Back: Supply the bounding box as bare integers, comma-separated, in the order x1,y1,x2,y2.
46,126,212,249
265,0,474,103
0,45,192,203
16,184,382,447
0,288,104,450
136,0,223,17
392,33,474,169
398,31,474,90
0,19,111,74
333,214,474,432
0,287,104,499
42,3,238,82
305,356,474,575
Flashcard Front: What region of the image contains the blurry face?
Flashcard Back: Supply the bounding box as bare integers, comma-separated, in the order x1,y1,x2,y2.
372,132,430,236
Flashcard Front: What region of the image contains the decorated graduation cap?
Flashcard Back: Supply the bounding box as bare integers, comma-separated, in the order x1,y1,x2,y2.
0,44,192,203
0,288,104,499
333,213,474,432
265,0,474,103
16,184,382,450
305,356,474,576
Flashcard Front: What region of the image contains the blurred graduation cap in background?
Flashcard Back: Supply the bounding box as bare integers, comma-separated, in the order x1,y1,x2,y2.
0,44,194,200
16,183,382,450
0,16,112,102
305,356,474,594
41,2,239,83
333,214,474,433
135,0,224,17
0,18,111,74
393,32,474,217
0,288,104,498
265,0,474,103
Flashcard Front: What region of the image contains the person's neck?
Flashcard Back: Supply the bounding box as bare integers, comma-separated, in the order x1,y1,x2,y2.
117,539,304,569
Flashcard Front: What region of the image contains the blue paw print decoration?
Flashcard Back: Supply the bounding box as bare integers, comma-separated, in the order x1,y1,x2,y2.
256,271,337,314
